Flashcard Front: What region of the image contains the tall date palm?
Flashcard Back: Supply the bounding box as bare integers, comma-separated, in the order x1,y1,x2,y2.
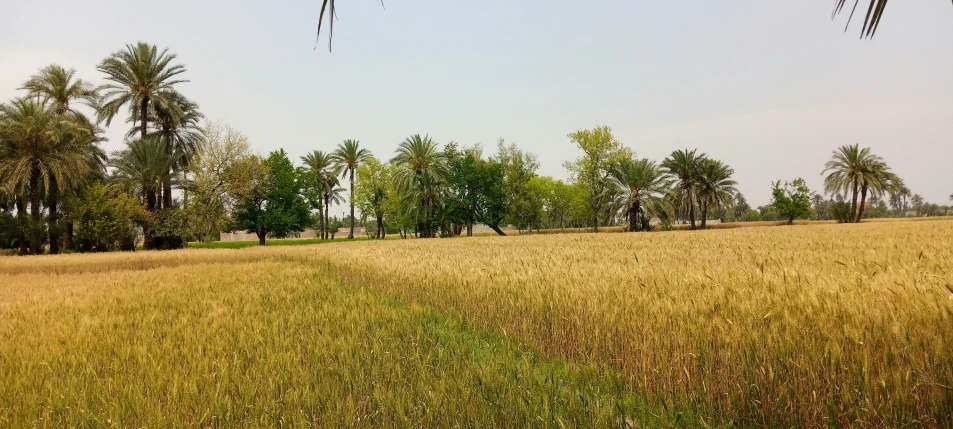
391,134,447,238
97,42,187,142
609,157,671,232
697,159,738,229
0,99,97,255
661,149,706,230
20,65,104,253
331,139,370,239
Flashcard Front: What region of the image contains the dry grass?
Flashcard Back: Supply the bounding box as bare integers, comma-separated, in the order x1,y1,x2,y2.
2,218,952,427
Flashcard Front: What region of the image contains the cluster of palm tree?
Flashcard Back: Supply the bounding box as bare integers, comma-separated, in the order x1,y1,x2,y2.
0,66,106,255
605,149,739,232
0,42,203,254
301,139,371,240
99,42,202,249
822,144,900,223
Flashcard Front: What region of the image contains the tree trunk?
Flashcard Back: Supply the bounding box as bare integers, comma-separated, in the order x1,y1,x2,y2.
348,169,355,239
323,195,330,240
688,196,697,230
140,97,149,140
318,202,325,240
376,212,384,239
163,134,173,209
29,165,42,255
48,176,60,254
487,223,507,236
257,230,267,246
628,199,640,232
15,195,27,255
65,221,74,251
143,187,157,250
849,178,859,223
700,201,708,229
855,185,869,223
467,221,473,237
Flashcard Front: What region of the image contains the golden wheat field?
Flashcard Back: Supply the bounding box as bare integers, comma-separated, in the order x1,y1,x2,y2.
1,220,952,427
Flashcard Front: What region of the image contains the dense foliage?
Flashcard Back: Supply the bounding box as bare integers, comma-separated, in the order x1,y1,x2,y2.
1,44,950,254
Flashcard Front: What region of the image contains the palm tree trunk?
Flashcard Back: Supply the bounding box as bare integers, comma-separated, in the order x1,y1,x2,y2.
144,187,157,249
629,200,640,232
48,176,60,254
849,178,859,223
15,194,27,255
324,195,330,240
140,98,149,140
348,169,355,239
855,186,869,223
688,196,697,230
700,201,708,229
29,165,43,255
319,201,326,240
65,221,74,251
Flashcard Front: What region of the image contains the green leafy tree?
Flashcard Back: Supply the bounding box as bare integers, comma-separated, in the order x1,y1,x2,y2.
497,140,540,234
231,150,311,245
534,177,575,230
182,121,255,242
65,183,146,252
353,157,392,239
331,139,371,239
770,178,813,225
564,126,630,232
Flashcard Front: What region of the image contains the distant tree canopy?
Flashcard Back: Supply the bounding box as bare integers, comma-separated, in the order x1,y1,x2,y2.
771,178,814,225
231,150,312,245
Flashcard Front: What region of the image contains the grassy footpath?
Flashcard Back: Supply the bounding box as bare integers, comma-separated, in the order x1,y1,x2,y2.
0,256,689,427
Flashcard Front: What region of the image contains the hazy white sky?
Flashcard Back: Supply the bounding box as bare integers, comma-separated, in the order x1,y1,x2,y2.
2,0,951,206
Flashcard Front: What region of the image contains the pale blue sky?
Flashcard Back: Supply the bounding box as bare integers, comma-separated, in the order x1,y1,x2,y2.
2,0,951,206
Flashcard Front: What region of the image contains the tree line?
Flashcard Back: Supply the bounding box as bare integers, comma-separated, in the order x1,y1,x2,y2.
2,42,951,255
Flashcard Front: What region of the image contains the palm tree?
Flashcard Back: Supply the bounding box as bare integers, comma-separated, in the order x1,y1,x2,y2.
0,99,97,255
391,134,447,238
911,194,924,216
331,139,371,239
109,137,172,248
661,149,706,230
609,157,671,232
323,183,346,238
20,65,104,253
301,150,336,239
20,65,99,122
126,91,203,209
823,144,878,223
97,42,187,142
853,159,897,222
696,159,738,229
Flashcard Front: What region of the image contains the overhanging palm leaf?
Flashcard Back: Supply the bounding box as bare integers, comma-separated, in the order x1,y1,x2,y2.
832,0,953,38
